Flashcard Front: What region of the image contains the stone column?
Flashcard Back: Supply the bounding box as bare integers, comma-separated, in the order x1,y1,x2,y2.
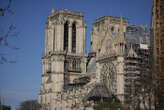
52,25,56,52
42,59,49,75
81,57,87,73
96,62,102,83
47,28,51,53
76,25,82,53
68,22,72,53
45,27,48,53
51,55,64,92
83,25,86,53
54,25,57,51
46,25,54,53
77,24,86,54
60,24,64,52
50,25,55,52
116,56,125,102
56,24,64,51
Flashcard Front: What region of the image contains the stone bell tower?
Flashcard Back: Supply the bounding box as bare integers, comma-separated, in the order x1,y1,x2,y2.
39,9,87,109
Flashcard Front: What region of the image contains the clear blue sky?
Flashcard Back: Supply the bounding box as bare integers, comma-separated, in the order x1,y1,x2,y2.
0,0,152,109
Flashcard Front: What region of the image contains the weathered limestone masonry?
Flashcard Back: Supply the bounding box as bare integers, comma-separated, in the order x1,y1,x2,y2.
39,9,88,110
39,9,151,110
93,16,128,102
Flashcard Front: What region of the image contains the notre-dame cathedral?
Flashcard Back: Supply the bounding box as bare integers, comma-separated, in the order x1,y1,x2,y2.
39,9,152,110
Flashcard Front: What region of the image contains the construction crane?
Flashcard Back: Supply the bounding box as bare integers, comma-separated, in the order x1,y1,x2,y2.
152,0,164,109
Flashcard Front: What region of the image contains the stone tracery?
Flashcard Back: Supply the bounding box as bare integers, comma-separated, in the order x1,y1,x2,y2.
100,60,117,94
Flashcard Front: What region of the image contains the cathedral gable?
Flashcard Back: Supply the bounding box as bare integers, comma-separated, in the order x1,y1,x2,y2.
99,23,116,57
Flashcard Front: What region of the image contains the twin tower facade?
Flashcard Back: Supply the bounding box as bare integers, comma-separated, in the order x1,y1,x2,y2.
39,9,150,110
41,9,87,92
40,9,88,109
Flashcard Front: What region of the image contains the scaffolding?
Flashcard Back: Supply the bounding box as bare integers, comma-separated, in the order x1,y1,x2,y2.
125,55,140,103
124,23,152,109
124,44,150,103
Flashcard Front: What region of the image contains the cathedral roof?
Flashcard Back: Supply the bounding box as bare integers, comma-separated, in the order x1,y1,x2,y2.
49,9,83,18
84,84,111,101
87,57,96,74
94,16,129,26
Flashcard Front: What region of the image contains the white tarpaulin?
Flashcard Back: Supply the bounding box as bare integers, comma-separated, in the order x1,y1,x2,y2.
140,44,148,49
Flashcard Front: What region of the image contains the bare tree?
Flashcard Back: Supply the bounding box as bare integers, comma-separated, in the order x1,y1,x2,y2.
0,0,19,64
17,100,41,110
0,95,11,110
0,0,14,16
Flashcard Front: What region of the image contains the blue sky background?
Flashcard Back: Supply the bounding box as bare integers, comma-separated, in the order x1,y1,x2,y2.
0,0,152,109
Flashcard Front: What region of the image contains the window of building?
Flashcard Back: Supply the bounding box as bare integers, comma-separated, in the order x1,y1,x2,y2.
47,63,51,73
53,28,55,51
111,26,114,32
64,21,69,51
72,59,76,70
72,22,76,53
64,58,81,72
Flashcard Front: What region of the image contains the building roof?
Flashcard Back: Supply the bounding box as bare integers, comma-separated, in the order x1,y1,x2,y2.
83,84,111,101
87,57,96,74
94,16,129,25
49,9,83,18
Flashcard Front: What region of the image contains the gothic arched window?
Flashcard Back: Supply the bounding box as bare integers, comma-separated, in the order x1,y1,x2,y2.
64,21,69,51
47,62,51,73
72,22,76,53
53,27,55,51
111,26,114,32
72,59,76,70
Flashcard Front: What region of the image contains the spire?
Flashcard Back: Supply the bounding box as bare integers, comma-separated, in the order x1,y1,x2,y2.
120,15,124,36
116,15,126,44
104,17,111,38
128,44,138,57
51,8,55,14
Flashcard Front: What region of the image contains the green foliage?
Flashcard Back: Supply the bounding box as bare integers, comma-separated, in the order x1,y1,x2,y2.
95,95,124,110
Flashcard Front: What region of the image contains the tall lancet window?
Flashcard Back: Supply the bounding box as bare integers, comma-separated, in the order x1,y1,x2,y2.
72,22,76,53
53,27,55,51
64,21,69,51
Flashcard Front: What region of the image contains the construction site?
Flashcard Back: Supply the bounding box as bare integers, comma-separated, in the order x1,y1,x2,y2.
124,25,151,109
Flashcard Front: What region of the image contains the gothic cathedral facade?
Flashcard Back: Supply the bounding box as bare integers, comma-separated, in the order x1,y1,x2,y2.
39,9,151,110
